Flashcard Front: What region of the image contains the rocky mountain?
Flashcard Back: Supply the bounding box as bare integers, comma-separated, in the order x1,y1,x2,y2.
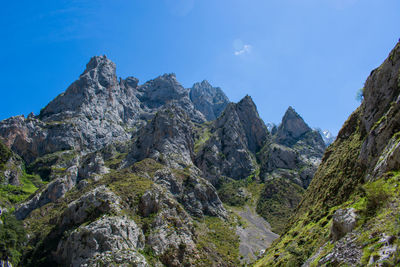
189,80,230,121
0,55,329,266
255,106,326,233
195,95,268,185
256,41,400,266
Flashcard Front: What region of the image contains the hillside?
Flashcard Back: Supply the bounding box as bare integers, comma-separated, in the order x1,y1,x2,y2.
256,41,400,266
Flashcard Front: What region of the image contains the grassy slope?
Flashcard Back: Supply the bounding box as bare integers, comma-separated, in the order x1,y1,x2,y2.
255,106,367,266
256,42,400,266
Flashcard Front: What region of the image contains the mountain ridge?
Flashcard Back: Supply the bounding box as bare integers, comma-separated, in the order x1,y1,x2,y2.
0,55,330,266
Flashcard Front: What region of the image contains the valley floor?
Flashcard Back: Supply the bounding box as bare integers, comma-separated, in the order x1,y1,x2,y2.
231,205,279,264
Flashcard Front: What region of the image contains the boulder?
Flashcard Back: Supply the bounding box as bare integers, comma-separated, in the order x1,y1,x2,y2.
331,208,358,241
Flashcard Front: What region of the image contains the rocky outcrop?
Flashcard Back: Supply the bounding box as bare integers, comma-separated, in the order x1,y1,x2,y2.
127,105,195,169
0,57,225,164
56,216,146,267
196,95,268,184
259,106,325,188
153,168,227,218
275,106,311,146
139,185,198,266
318,233,362,266
275,106,325,154
60,186,121,227
15,165,78,220
0,142,23,186
189,80,230,121
136,73,206,123
359,43,400,180
330,208,358,241
0,115,79,164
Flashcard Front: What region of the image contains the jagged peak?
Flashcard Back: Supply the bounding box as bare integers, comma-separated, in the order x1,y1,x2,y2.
192,80,213,89
122,76,139,88
275,106,314,146
237,95,256,109
82,55,116,75
283,106,301,118
281,106,308,127
140,73,182,89
156,73,177,81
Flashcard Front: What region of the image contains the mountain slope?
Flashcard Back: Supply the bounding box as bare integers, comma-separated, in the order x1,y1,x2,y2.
0,55,331,266
255,106,326,233
256,41,400,267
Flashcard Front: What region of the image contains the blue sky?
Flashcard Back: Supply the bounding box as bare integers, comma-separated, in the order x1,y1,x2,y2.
1,0,399,134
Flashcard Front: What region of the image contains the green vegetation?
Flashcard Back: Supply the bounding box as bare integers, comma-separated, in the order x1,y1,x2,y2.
256,177,304,234
193,123,212,153
218,178,250,206
27,150,77,181
217,174,263,207
0,212,27,266
0,141,12,171
0,173,42,205
195,216,240,266
104,152,127,169
256,170,400,266
256,108,367,266
105,169,154,209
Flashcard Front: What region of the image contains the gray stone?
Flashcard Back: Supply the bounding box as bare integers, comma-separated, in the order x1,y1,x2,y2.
60,186,121,227
189,80,230,121
331,208,358,241
56,216,146,267
196,95,268,184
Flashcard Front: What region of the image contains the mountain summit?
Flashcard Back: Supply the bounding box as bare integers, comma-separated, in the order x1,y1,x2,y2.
0,55,330,266
189,80,230,121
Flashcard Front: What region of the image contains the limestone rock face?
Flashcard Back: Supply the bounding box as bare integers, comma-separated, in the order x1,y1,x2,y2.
275,106,325,153
359,43,400,179
0,142,23,186
127,105,195,169
275,106,311,146
56,216,146,267
60,186,121,227
196,95,268,184
0,115,78,164
136,73,206,123
0,57,215,164
138,185,198,266
153,168,227,218
189,80,230,121
259,106,325,188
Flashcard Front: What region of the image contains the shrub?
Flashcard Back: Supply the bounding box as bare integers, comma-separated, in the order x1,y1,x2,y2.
365,185,390,217
0,212,27,265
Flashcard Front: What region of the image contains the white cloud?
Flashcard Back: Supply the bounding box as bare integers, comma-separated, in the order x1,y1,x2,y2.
234,44,252,56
